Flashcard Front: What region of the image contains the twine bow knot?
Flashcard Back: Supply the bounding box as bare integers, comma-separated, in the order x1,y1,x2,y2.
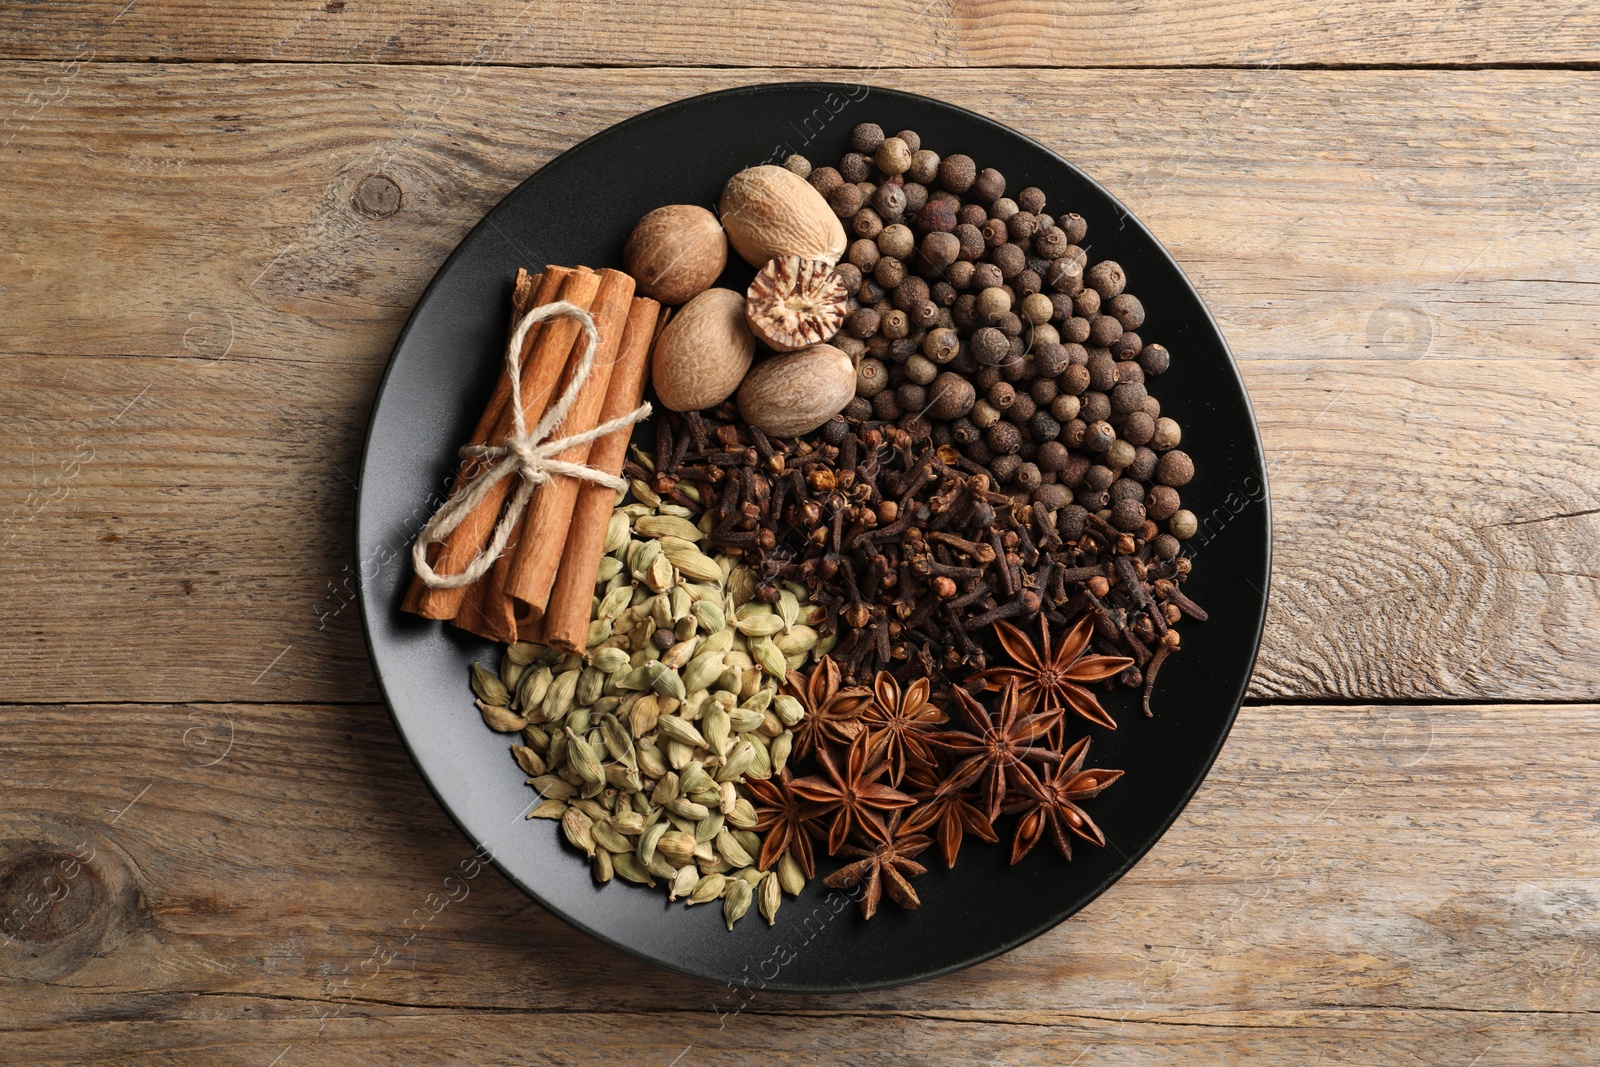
411,299,651,590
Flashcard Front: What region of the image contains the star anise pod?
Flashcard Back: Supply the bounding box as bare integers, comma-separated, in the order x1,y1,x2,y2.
900,757,997,869
925,681,1061,823
972,614,1132,739
790,733,916,855
859,671,946,785
742,768,826,879
784,654,871,761
1004,735,1123,864
823,816,932,920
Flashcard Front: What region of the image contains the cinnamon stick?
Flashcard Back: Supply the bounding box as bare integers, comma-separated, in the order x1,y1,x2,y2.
542,298,664,652
501,268,638,633
407,266,600,621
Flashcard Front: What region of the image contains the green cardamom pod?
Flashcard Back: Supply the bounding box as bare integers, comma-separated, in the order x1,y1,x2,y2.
590,646,631,676
727,797,758,830
637,821,668,865
770,731,793,776
470,662,511,707
758,871,782,926
477,701,528,733
750,636,787,678
688,872,726,905
599,714,636,766
778,850,806,896
540,669,580,724
594,555,623,585
636,739,668,778
733,829,763,859
603,510,632,554
611,851,655,886
499,654,525,694
635,514,706,542
510,745,545,777
772,625,819,656
669,866,699,901
647,661,687,701
691,599,725,634
723,878,753,931
694,811,726,845
596,583,634,623
772,694,806,728
715,828,753,868
527,798,566,820
659,541,723,584
611,809,645,835
506,641,542,666
656,830,698,867
677,761,713,795
715,741,757,783
667,797,710,821
561,807,595,857
564,728,605,787
727,707,765,734
701,704,731,757
681,649,725,695
776,589,800,631
654,714,706,749
591,820,631,854
592,849,614,884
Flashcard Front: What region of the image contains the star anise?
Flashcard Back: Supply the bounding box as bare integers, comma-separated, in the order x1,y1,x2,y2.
790,733,916,855
823,816,932,920
784,654,871,761
900,757,997,869
925,681,1060,823
859,671,946,785
972,614,1132,739
1004,735,1123,864
742,768,826,879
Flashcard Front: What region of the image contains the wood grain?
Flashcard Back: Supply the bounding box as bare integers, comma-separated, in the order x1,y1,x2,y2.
2,65,1599,368
1,700,1595,1063
2,1,1599,68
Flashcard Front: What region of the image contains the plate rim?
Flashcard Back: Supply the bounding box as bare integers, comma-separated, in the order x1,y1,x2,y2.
355,80,1273,993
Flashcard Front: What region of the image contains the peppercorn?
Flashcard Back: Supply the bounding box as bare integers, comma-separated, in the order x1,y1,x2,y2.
990,197,1019,221
888,380,922,412
1059,364,1090,396
990,242,1026,281
1007,391,1037,423
1028,410,1061,443
1111,476,1144,504
1152,417,1181,451
1055,451,1087,488
917,198,958,234
1073,288,1101,318
1126,446,1158,482
1110,381,1148,415
1168,509,1198,539
1110,498,1145,532
1139,343,1171,377
986,420,1022,455
1085,260,1126,299
1089,314,1123,347
828,182,864,218
1121,409,1155,446
1060,314,1090,343
1156,450,1193,487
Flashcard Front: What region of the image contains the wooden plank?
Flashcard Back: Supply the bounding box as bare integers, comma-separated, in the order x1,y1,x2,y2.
2,701,1596,1063
2,353,1596,704
1,65,1598,367
3,1,1599,68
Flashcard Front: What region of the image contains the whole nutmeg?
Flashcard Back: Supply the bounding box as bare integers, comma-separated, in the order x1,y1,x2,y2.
925,371,976,420
720,165,847,267
737,344,856,436
875,137,913,176
745,256,848,352
623,204,728,305
651,288,755,411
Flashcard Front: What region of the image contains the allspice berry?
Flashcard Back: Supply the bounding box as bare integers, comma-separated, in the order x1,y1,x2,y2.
908,149,941,184
783,154,812,178
1152,416,1182,451
972,167,1006,203
827,182,864,218
971,326,1009,366
1146,484,1180,520
990,242,1026,280
939,153,977,194
917,198,959,233
871,182,907,221
926,371,976,419
1122,409,1155,446
1017,186,1047,214
808,166,843,196
1020,292,1054,325
986,420,1022,454
1085,420,1116,452
1107,293,1145,329
976,286,1012,323
856,357,889,397
875,137,913,176
878,223,915,260
839,152,872,184
1085,260,1127,299
1168,509,1199,539
1156,449,1194,487
1111,498,1146,532
1139,343,1171,376
895,130,922,153
851,123,885,154
921,230,960,268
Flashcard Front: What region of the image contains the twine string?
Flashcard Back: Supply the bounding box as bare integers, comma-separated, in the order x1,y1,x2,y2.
411,299,651,590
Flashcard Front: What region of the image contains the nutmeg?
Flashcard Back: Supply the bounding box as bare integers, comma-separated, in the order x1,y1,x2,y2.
622,204,727,306
720,165,847,268
650,288,755,412
736,344,856,437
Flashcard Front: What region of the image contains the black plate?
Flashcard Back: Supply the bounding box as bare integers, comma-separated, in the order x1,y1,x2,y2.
356,83,1271,993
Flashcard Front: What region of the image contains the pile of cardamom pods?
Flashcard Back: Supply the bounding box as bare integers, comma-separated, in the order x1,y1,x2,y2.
469,480,827,930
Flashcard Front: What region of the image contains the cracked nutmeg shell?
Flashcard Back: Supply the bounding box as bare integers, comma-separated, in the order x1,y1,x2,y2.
745,256,848,352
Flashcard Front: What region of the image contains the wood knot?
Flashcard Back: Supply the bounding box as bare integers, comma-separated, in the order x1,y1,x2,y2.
0,846,102,946
351,174,403,219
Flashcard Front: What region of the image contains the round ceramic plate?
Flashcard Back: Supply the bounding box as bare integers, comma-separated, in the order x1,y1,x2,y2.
356,83,1271,993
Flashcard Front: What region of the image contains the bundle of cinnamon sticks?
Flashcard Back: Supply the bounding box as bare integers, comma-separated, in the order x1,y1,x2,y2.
403,264,664,652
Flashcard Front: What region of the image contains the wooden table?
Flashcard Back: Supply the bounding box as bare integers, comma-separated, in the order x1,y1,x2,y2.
3,3,1597,1062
